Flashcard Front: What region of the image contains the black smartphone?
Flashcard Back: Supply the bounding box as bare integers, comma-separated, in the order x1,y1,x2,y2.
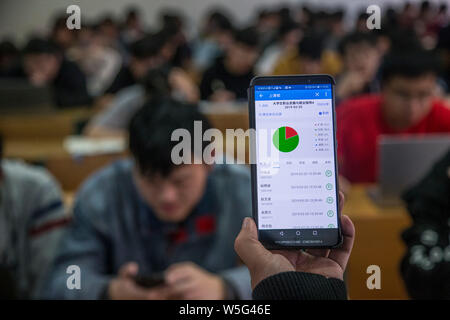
248,75,342,249
133,273,165,289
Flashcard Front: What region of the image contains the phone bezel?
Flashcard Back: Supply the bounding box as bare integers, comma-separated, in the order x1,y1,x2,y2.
248,74,342,250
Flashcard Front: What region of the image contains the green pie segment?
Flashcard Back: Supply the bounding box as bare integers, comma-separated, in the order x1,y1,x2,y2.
273,126,299,152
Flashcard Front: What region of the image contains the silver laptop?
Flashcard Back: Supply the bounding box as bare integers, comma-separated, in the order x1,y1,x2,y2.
0,79,54,114
369,134,450,206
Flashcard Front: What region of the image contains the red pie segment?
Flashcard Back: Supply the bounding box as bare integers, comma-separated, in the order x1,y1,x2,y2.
285,126,298,139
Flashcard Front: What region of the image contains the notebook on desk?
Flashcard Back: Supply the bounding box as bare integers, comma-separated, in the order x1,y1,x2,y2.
368,134,450,206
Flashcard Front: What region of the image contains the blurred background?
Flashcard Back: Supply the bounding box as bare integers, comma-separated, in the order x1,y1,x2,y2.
0,0,449,300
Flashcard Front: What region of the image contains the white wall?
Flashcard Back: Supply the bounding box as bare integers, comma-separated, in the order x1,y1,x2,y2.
0,0,443,44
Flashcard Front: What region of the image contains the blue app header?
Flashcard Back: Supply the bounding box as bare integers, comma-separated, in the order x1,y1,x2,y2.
255,87,332,101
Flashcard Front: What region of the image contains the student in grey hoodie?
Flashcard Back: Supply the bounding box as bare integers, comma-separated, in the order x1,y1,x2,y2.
0,137,68,299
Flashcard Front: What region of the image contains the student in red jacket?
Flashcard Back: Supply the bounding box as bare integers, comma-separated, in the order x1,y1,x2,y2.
337,49,450,183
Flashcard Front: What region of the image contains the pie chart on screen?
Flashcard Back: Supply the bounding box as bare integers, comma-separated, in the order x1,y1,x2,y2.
273,126,299,152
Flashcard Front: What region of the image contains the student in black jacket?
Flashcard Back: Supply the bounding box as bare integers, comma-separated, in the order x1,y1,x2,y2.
235,192,355,300
200,27,259,102
23,38,92,108
401,149,450,299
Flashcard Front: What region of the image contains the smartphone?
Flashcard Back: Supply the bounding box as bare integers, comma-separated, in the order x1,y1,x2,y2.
133,273,165,289
248,75,342,249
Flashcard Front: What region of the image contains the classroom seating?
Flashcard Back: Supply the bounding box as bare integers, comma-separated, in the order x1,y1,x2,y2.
3,104,412,299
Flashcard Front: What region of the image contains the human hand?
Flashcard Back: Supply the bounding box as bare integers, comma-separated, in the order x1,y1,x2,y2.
234,192,355,289
108,262,171,300
169,68,200,103
165,262,226,300
336,71,367,100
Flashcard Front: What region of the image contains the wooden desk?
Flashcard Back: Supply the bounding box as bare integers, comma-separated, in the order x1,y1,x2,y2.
344,185,411,299
4,138,67,161
46,153,127,191
0,108,92,139
4,138,126,191
207,112,249,134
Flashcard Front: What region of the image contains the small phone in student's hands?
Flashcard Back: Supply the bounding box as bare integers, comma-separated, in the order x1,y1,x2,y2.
248,75,342,249
133,273,165,289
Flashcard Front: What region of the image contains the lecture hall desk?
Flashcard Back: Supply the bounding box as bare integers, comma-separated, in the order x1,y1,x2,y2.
1,107,126,190
344,185,411,299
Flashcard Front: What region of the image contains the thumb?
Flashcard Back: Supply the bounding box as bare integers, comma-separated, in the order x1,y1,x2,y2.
234,217,271,271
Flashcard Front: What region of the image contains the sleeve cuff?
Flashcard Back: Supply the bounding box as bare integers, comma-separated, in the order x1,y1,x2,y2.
252,271,347,300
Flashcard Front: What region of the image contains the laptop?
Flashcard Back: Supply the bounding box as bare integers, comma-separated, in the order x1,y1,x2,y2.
0,78,54,114
369,134,450,206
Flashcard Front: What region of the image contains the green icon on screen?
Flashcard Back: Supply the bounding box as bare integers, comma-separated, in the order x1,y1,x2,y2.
327,210,334,217
326,183,333,190
326,197,333,204
325,170,332,177
273,126,299,152
328,224,335,228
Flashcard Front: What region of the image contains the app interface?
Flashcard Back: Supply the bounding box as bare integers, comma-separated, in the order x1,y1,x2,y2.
254,84,338,230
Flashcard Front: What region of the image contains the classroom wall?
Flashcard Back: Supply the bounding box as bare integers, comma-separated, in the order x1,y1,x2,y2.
0,0,443,44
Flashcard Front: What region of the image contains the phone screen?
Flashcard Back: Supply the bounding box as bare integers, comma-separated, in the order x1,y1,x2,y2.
252,79,340,248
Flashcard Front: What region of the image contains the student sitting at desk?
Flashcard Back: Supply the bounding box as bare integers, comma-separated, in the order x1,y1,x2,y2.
44,100,252,300
103,33,163,95
22,38,92,108
84,65,198,137
200,27,259,102
337,49,450,184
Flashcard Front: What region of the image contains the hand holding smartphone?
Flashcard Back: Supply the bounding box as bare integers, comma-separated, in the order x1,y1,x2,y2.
248,75,342,249
133,272,165,289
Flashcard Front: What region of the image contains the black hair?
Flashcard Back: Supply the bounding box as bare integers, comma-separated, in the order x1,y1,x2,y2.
0,134,3,160
420,1,431,12
380,49,441,83
23,37,61,55
389,30,422,53
125,7,139,19
207,9,233,32
99,15,116,26
129,99,212,177
140,67,171,98
357,11,370,22
52,14,69,32
298,33,324,60
0,40,18,57
331,9,344,21
129,34,163,59
384,7,399,28
338,32,377,55
278,20,301,38
160,10,184,31
278,7,291,21
233,27,259,48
